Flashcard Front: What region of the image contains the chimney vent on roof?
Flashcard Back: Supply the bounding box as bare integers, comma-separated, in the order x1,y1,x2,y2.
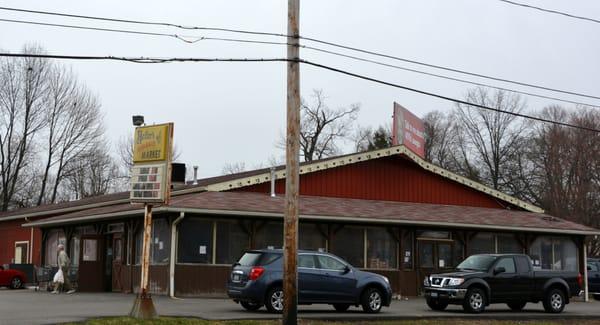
193,166,199,185
270,167,276,197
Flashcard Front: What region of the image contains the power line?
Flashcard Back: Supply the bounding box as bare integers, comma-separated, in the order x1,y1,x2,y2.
497,0,600,24
0,18,289,46
1,5,599,101
302,45,600,108
2,16,598,108
1,52,597,133
300,60,600,133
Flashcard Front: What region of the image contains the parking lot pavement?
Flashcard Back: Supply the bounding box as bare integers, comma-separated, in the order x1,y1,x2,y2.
1,289,600,325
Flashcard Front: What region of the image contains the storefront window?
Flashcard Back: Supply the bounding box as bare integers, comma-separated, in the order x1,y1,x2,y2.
299,223,326,251
529,237,578,271
151,218,171,264
331,226,364,268
45,229,66,266
366,227,397,269
216,220,250,264
453,240,464,267
468,233,495,255
254,222,283,250
419,242,434,268
402,231,413,269
70,237,80,266
178,218,213,264
497,234,522,254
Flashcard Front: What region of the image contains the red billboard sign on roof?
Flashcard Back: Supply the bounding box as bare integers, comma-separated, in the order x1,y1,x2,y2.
392,102,425,158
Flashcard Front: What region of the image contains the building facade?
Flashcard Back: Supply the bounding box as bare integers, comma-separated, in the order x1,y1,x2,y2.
2,145,598,297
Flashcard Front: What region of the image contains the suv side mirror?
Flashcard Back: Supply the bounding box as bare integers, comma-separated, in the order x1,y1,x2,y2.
494,266,506,275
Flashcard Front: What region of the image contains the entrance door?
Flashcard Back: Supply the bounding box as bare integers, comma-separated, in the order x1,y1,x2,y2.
78,235,105,292
111,234,124,292
417,240,454,292
14,242,29,264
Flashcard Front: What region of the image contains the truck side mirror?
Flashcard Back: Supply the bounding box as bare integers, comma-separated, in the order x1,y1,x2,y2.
494,266,506,275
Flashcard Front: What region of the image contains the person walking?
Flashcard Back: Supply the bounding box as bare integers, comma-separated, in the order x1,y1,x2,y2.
52,244,76,294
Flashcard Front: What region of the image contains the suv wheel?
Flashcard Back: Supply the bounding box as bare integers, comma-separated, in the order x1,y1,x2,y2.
333,304,350,312
507,301,526,311
240,301,262,311
265,286,284,313
463,288,486,313
10,277,22,290
361,287,383,313
426,298,448,311
543,288,565,313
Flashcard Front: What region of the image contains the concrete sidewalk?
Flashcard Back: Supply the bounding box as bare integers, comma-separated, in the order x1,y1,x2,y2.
1,289,600,325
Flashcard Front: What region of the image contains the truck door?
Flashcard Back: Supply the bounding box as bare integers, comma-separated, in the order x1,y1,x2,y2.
488,257,517,302
514,255,534,297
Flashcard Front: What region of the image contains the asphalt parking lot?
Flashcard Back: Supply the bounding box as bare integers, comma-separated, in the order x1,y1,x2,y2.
1,289,599,325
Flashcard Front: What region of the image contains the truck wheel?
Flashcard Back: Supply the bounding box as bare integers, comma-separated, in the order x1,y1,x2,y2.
265,286,284,313
10,277,23,289
507,301,526,311
333,304,350,312
463,288,486,313
543,288,565,313
361,287,383,313
426,298,448,311
240,301,262,311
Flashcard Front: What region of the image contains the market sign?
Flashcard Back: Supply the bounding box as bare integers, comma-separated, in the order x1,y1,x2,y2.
133,124,170,163
130,123,174,204
391,102,425,158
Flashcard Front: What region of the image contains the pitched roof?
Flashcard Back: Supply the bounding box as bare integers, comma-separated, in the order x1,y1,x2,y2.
0,144,543,221
24,191,599,236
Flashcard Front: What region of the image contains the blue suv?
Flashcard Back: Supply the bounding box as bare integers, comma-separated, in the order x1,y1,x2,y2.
227,249,392,313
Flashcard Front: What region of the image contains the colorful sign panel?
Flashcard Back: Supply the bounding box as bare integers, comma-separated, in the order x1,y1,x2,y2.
130,122,173,204
133,124,171,163
392,102,425,158
130,163,167,202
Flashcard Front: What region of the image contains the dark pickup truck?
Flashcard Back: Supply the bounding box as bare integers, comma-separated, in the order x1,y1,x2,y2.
423,254,583,313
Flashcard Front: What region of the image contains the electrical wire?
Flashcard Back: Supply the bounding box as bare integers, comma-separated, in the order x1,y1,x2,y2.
1,52,597,133
0,18,289,46
302,45,600,108
1,5,599,101
1,16,598,107
497,0,600,25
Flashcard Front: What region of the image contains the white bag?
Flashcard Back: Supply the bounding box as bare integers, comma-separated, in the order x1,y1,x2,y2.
53,269,64,284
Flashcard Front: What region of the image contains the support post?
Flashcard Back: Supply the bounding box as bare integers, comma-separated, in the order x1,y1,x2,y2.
583,241,589,302
130,204,157,319
283,0,300,324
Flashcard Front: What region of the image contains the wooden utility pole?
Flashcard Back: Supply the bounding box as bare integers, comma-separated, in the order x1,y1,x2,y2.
130,204,157,319
283,0,300,324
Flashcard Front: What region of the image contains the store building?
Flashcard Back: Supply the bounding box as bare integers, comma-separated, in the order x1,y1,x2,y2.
2,145,598,296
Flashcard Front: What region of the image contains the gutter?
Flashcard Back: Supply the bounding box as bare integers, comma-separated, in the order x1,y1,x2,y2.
24,206,600,236
170,212,185,298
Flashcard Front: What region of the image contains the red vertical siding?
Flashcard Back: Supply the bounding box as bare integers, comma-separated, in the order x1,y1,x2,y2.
235,156,512,209
0,219,42,265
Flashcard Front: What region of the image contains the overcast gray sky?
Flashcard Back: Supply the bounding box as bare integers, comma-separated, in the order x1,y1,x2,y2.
1,0,599,178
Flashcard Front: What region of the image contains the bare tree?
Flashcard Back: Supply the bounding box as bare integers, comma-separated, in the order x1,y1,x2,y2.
423,111,455,169
452,88,527,190
0,45,50,210
279,89,360,162
62,142,124,200
37,65,103,205
354,125,392,152
222,162,246,175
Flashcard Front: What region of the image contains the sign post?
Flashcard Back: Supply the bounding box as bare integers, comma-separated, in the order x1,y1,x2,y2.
129,123,174,320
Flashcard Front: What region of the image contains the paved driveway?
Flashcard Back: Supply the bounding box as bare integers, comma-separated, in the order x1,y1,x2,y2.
1,289,600,325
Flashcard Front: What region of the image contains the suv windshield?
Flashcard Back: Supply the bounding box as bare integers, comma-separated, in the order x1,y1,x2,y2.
457,255,497,271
